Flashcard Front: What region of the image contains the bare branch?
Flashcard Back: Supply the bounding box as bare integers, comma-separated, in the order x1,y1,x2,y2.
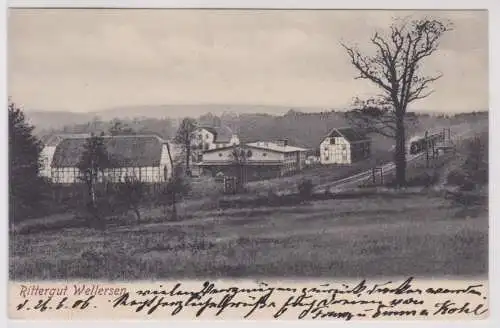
342,16,451,146
407,73,443,103
341,42,393,93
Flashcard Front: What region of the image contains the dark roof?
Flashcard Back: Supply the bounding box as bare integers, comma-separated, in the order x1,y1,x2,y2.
203,143,307,154
327,127,369,142
203,145,237,153
199,126,234,143
51,135,165,168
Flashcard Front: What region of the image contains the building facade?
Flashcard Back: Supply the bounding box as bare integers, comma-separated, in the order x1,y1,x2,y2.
44,135,180,184
319,128,371,165
190,126,240,176
200,140,308,181
191,126,240,153
39,134,91,179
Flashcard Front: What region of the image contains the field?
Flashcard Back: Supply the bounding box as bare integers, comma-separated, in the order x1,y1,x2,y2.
10,187,487,280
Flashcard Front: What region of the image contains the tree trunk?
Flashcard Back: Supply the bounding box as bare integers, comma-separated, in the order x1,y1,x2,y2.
186,144,191,176
394,113,407,188
133,207,141,224
90,176,96,208
171,192,177,220
240,164,244,191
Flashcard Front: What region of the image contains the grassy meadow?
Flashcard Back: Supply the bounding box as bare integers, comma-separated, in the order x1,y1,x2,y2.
10,188,487,280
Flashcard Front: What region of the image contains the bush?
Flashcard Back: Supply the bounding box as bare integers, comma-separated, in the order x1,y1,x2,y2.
297,179,314,199
407,171,440,187
446,134,488,191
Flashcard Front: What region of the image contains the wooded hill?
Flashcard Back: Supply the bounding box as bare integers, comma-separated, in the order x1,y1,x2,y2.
30,109,488,153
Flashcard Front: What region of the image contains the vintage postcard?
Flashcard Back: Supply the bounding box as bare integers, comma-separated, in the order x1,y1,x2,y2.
7,7,489,321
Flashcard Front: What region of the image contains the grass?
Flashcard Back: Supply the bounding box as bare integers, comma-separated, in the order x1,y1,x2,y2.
10,189,487,280
245,151,393,194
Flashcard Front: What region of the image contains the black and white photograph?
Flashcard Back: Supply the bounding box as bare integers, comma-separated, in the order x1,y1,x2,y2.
8,8,488,285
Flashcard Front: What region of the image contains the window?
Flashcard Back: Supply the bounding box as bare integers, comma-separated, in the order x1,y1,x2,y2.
342,145,346,150
205,134,210,140
325,156,329,161
246,150,253,158
324,147,328,152
219,153,223,157
330,138,336,145
262,153,267,157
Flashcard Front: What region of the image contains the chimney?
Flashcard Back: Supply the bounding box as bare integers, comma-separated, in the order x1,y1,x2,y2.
276,139,288,147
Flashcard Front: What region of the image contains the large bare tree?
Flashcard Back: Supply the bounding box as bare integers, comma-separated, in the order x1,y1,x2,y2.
342,17,452,187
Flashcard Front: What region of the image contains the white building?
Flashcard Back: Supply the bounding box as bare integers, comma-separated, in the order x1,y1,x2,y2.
319,127,371,165
190,126,240,176
191,126,240,153
39,134,91,179
45,134,181,184
200,139,308,180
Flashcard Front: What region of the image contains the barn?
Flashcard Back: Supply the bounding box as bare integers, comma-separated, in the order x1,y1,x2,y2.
319,127,371,164
48,135,179,184
39,133,91,179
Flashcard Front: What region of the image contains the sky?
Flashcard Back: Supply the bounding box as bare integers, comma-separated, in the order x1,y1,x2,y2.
8,9,488,114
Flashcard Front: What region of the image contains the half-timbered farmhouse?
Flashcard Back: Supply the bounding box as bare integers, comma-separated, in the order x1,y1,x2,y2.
47,135,179,184
39,133,91,179
319,127,371,164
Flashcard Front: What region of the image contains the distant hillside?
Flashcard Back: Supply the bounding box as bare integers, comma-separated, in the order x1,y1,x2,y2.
25,111,96,133
92,104,326,120
25,104,332,132
30,107,488,156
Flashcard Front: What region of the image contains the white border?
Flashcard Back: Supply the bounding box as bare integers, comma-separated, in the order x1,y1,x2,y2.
2,0,497,9
1,1,498,328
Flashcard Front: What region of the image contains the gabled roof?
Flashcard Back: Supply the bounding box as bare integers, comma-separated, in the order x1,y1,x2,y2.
203,142,308,154
51,135,166,168
198,126,235,143
325,127,370,142
247,142,309,153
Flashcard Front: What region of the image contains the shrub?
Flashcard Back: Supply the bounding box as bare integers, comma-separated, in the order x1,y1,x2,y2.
407,171,440,187
297,179,314,199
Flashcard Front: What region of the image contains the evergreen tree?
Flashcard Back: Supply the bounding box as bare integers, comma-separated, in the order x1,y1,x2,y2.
9,100,44,223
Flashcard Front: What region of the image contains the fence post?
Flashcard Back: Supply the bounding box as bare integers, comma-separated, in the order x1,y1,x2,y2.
432,138,436,159
372,168,376,184
425,131,429,168
380,167,384,185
